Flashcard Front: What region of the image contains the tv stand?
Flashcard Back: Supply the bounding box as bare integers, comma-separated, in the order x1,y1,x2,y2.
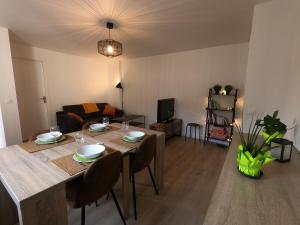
150,119,182,140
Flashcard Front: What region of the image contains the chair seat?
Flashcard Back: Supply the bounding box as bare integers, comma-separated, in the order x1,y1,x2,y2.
187,123,201,127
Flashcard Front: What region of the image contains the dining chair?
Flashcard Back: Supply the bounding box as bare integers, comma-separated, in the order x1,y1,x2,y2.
28,129,50,142
81,120,98,130
130,134,159,220
66,151,126,225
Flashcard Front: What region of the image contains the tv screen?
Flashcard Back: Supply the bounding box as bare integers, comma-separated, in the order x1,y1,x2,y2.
157,98,175,123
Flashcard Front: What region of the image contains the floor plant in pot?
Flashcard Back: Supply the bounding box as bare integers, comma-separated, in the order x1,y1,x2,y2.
257,110,287,144
235,118,274,179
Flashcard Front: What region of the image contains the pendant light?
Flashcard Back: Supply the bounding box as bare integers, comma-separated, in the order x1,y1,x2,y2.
97,22,122,57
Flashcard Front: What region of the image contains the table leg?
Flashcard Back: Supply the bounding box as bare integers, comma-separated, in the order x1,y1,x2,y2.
122,155,130,219
18,185,68,225
154,133,165,191
0,181,18,225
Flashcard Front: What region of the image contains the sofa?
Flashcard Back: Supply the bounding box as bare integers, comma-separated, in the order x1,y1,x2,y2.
56,103,123,134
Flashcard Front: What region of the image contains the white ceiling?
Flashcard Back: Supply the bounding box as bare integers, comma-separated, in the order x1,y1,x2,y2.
0,0,267,58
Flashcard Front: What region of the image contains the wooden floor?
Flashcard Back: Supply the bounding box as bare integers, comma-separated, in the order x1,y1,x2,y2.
69,137,227,225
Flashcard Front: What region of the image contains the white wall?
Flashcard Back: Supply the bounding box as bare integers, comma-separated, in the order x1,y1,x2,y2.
0,105,7,148
0,27,22,146
122,43,249,137
243,0,300,149
10,43,120,130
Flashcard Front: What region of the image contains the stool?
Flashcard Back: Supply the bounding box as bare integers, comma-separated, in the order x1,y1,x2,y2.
185,123,201,143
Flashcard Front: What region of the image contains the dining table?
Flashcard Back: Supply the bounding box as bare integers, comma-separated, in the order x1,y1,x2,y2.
0,123,165,225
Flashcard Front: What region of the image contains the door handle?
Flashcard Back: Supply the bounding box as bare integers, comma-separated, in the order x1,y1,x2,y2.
40,96,47,103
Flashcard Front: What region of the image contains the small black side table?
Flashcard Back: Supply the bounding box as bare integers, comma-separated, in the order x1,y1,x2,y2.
113,114,146,128
185,123,202,143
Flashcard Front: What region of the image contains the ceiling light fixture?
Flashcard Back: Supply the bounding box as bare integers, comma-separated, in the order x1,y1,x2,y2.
98,22,122,57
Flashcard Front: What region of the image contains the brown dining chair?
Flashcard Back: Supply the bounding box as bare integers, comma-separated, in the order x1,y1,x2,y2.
81,120,98,130
130,134,159,220
28,129,49,142
66,151,126,225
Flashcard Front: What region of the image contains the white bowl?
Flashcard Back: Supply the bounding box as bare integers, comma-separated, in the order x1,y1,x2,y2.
76,144,105,159
126,131,145,140
90,123,107,131
37,132,62,142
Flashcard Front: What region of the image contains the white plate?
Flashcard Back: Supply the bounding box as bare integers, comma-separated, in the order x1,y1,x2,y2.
126,131,145,141
37,132,62,142
76,144,105,159
89,123,107,131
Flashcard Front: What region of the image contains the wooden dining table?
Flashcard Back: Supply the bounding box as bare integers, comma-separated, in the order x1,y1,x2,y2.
0,123,165,225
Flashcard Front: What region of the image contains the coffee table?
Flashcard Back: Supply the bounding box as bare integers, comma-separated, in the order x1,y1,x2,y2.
113,114,146,128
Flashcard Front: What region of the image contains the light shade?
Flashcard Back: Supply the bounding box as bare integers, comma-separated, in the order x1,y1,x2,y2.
115,82,123,89
98,39,122,57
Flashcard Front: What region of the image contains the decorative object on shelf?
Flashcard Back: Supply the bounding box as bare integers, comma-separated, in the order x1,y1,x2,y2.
224,85,233,95
204,88,238,147
213,84,222,95
270,138,293,162
210,127,227,140
220,89,226,95
98,22,122,57
235,118,274,179
257,110,287,144
115,82,124,110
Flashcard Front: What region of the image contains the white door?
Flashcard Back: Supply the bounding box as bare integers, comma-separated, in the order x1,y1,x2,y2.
13,58,49,141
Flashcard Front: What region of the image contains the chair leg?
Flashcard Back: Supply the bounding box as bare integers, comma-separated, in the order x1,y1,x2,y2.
132,173,137,220
194,127,196,144
95,200,98,207
106,192,109,200
111,190,127,225
81,206,85,225
185,125,188,141
147,165,159,195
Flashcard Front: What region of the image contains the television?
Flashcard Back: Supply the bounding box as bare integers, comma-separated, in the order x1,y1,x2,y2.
157,98,175,123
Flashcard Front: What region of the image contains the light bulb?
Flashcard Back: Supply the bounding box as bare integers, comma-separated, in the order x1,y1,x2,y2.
107,45,114,54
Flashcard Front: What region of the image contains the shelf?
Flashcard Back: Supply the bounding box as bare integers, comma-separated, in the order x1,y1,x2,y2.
207,136,232,142
211,93,236,97
208,123,233,128
206,107,233,112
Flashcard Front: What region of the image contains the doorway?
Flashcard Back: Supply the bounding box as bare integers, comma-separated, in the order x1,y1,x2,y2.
13,58,49,141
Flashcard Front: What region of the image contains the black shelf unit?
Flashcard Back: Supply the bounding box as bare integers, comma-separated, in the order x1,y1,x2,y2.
204,88,238,147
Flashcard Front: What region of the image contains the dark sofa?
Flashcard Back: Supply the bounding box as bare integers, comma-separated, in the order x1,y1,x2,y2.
56,103,123,134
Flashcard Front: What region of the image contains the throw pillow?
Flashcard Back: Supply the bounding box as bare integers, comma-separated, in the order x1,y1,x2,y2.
103,104,116,117
82,103,99,114
67,112,84,124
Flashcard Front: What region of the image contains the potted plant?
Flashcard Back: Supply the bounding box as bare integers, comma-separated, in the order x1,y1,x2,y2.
235,118,274,178
213,84,222,95
224,85,233,95
257,110,287,144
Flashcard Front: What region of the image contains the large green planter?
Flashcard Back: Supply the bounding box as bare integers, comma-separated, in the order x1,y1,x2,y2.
262,129,285,144
237,145,274,178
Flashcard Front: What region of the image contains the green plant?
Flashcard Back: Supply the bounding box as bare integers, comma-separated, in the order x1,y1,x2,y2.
224,85,233,95
235,118,270,157
213,84,222,94
257,110,287,135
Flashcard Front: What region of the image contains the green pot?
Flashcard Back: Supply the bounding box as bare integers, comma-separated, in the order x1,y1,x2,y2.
237,145,274,178
262,129,285,144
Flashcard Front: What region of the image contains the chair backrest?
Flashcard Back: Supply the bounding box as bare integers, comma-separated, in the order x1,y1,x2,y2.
130,134,157,173
82,120,98,130
66,151,122,208
28,130,50,142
